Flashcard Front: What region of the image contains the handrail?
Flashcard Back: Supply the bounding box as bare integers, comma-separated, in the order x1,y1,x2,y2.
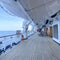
0,33,20,38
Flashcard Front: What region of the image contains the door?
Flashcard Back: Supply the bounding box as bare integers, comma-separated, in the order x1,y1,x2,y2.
49,26,52,37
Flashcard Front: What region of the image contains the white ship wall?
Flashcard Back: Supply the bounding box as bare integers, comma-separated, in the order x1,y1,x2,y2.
52,15,60,44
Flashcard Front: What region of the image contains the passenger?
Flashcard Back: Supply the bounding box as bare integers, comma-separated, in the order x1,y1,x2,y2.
21,35,24,40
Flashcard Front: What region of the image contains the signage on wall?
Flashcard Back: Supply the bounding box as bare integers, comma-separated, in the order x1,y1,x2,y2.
49,21,53,25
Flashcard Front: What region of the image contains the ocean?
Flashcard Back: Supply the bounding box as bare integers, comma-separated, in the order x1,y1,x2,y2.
0,31,16,36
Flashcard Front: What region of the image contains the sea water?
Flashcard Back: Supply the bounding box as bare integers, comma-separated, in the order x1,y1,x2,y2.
0,31,16,36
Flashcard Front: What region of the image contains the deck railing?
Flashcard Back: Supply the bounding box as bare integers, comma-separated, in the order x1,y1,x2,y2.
0,33,20,38
0,31,35,55
0,33,21,55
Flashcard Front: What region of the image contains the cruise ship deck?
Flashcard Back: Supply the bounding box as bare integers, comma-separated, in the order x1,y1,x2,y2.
0,33,60,60
0,0,60,60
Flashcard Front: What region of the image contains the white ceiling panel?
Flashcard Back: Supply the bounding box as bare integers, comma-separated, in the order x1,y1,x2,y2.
46,0,60,16
19,0,53,10
18,0,60,27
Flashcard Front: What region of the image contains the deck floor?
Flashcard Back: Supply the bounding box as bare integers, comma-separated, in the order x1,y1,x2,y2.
0,33,60,60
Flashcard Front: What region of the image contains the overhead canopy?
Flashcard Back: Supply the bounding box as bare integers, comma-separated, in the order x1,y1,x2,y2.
0,0,60,28
0,0,32,21
18,0,60,26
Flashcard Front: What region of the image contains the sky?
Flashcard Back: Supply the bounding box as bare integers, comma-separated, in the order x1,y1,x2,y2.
0,6,25,31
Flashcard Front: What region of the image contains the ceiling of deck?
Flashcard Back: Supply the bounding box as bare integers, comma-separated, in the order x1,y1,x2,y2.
18,0,60,27
0,0,60,28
